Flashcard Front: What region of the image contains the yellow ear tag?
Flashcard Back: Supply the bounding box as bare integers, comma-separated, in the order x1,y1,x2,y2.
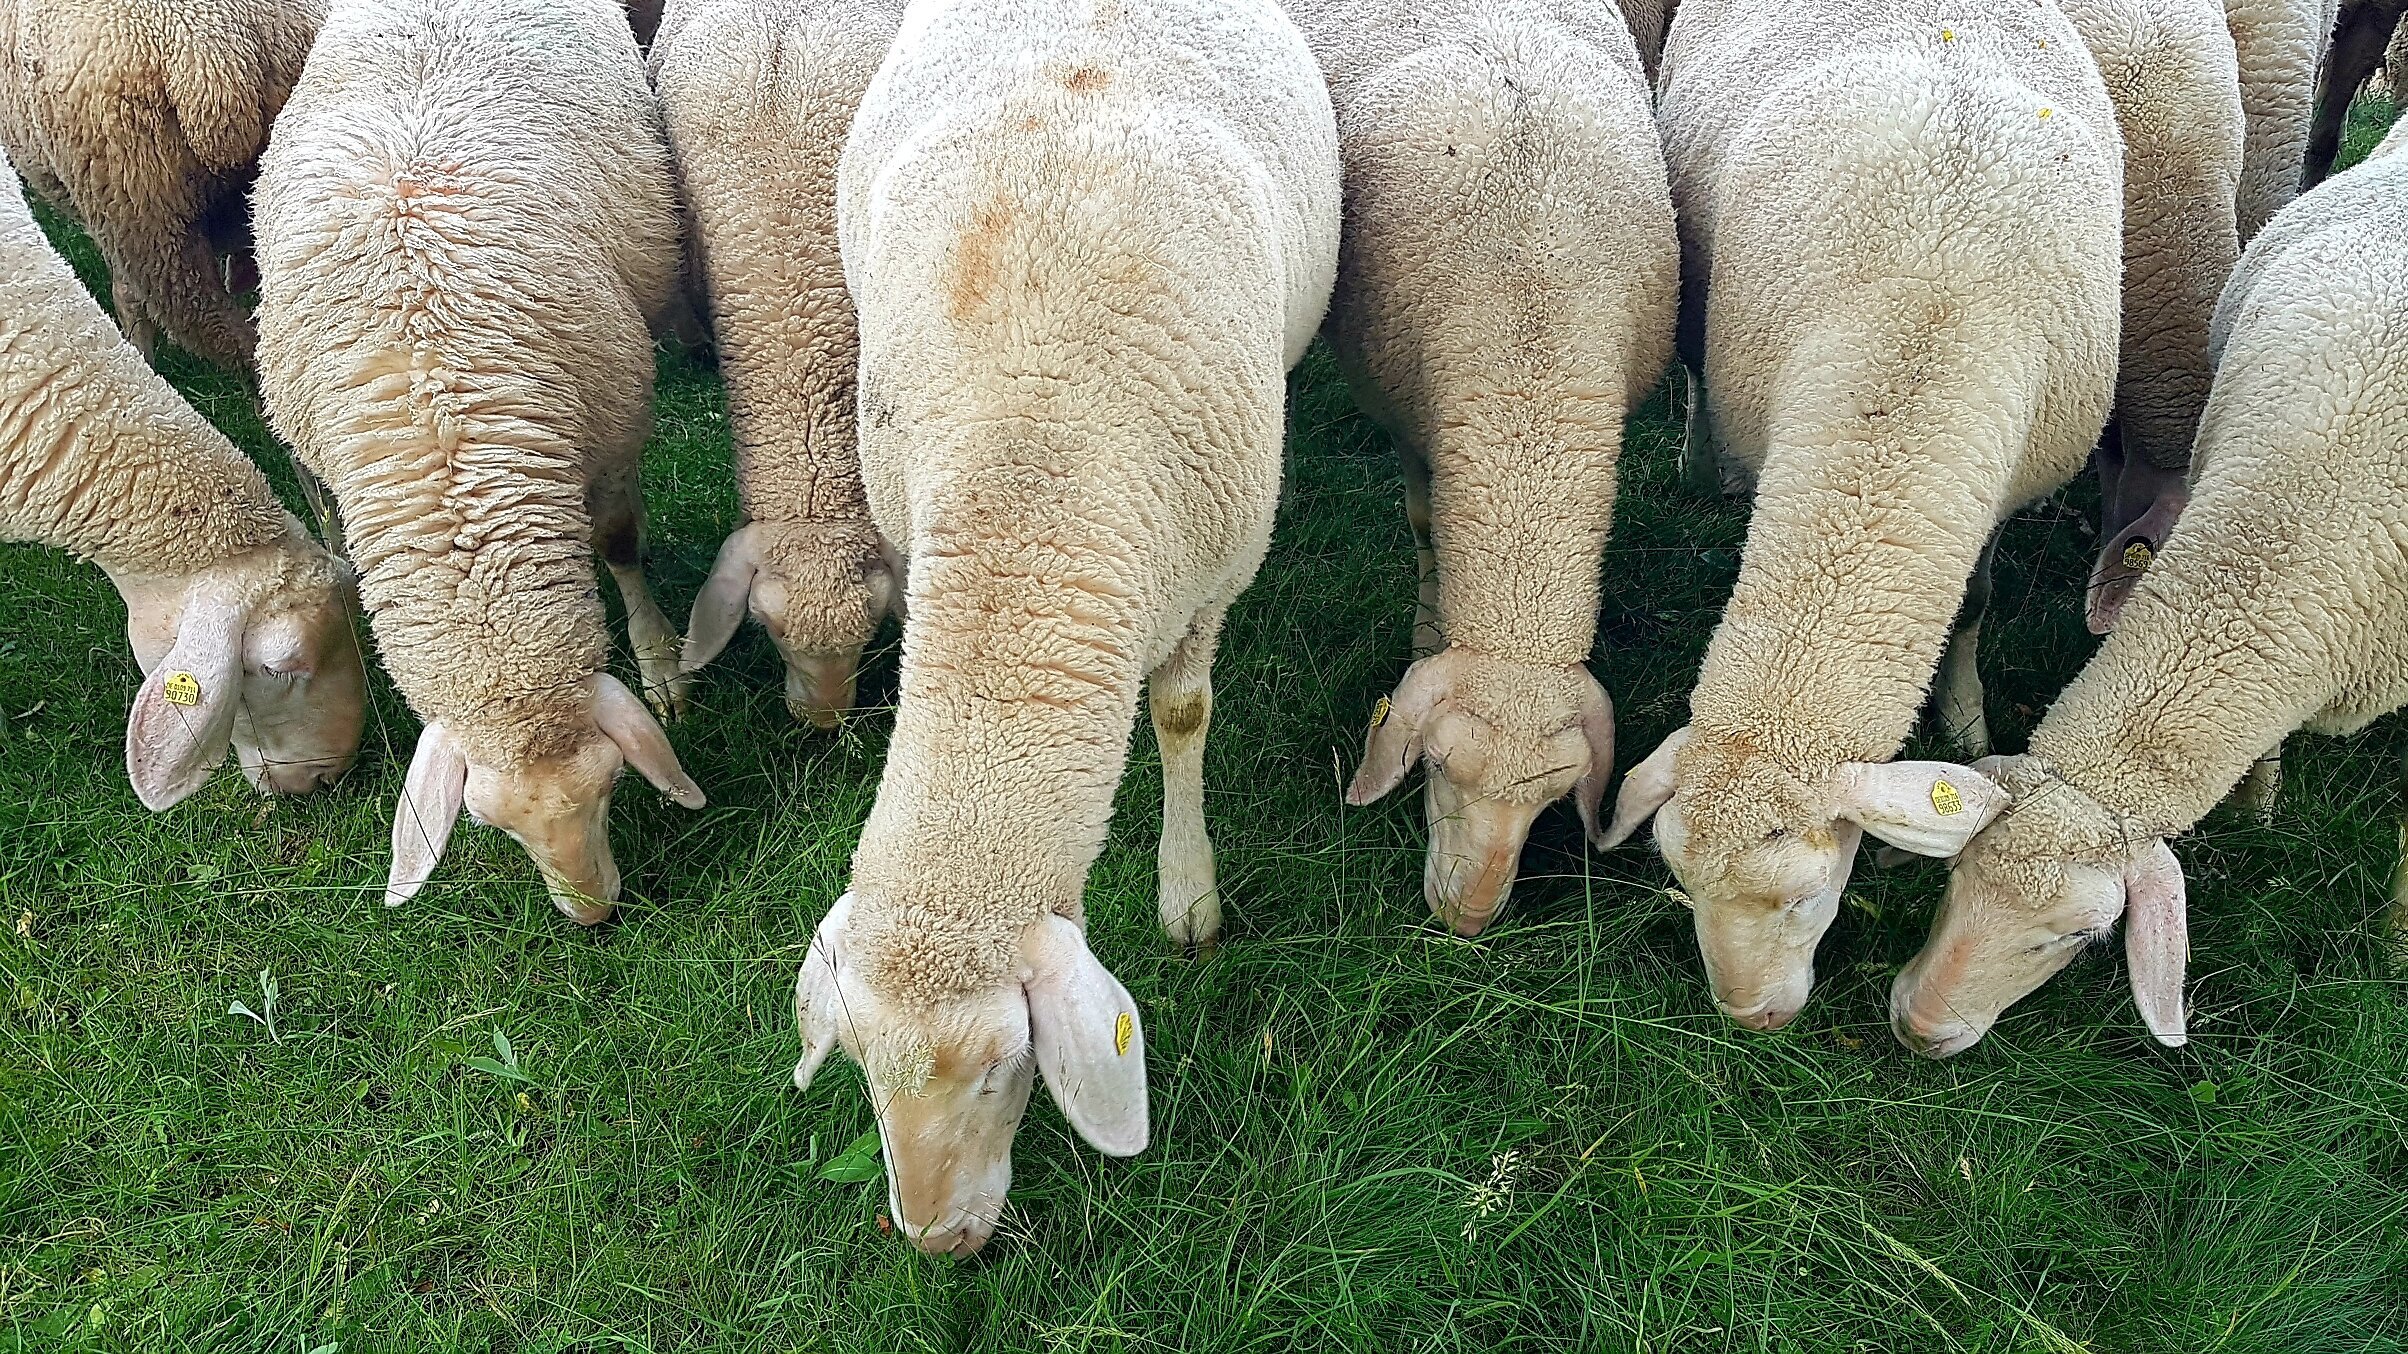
2122,537,2155,571
1931,779,1966,816
1940,27,1954,40
161,671,202,707
1369,696,1392,731
1114,1011,1134,1057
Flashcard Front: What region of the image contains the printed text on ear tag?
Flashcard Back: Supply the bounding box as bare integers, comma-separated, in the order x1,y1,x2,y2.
2122,537,2155,571
1114,1011,1133,1057
161,671,202,707
1930,779,1965,816
1369,696,1391,731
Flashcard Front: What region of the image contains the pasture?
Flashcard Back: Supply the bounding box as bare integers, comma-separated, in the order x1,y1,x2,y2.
2,100,2405,1354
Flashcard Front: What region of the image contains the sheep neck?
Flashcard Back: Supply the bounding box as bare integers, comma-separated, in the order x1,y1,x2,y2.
846,523,1153,1004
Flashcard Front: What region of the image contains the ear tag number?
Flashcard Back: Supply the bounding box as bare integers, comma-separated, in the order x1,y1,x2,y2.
1114,1011,1133,1057
1369,696,1392,731
2122,537,2155,571
162,671,202,707
1930,779,1965,817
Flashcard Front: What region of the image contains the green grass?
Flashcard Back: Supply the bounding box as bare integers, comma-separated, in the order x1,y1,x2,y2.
7,109,2408,1354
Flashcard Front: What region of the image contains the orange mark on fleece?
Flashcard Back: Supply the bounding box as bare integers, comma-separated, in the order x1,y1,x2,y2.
947,198,1013,321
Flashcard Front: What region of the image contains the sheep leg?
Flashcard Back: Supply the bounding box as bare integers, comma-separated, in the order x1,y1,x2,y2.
1933,530,1998,756
1151,600,1229,955
2305,1,2401,188
592,470,690,720
1402,443,1443,658
2232,741,2283,821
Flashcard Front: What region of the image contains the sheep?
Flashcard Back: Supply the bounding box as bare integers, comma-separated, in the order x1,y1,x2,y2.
1284,0,1677,936
792,0,1340,1255
652,0,905,728
0,0,325,371
1890,120,2408,1058
1597,0,2123,1033
2,155,363,808
2223,0,2340,240
2061,0,2245,634
2304,0,2403,189
253,0,706,925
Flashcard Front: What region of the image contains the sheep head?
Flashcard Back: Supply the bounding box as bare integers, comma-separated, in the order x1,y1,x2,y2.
1600,727,2006,1031
1346,648,1614,936
1890,755,2187,1057
794,895,1148,1256
384,673,705,923
119,535,367,809
683,521,900,727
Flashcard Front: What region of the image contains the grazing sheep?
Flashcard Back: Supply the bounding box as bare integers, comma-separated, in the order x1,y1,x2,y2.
0,0,325,370
2304,0,2402,188
794,0,1339,1255
2062,0,2244,634
2223,0,2340,239
653,0,905,728
254,0,705,924
1,156,363,808
1287,0,1677,935
1891,120,2408,1058
1600,0,2123,1032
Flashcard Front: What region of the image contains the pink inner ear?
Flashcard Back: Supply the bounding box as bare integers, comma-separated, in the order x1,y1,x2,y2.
1023,913,1149,1157
2123,840,2189,1047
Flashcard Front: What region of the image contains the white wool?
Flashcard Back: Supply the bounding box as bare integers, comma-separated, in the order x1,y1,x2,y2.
0,0,324,369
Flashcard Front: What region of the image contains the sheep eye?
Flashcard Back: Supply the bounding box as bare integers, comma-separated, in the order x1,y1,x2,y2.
1763,825,1789,843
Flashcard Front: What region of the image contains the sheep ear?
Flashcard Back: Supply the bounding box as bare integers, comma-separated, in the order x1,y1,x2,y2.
2123,839,2189,1047
793,892,858,1092
1598,725,1690,849
1830,760,2007,858
125,593,249,810
593,674,705,808
387,723,468,906
683,527,761,672
1571,672,1617,848
2087,488,2187,635
1345,652,1456,806
1023,912,1147,1157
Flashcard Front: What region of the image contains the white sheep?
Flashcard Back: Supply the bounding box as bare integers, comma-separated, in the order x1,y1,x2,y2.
0,0,325,370
1284,0,1677,936
2063,0,2245,634
1598,0,2124,1033
652,0,905,727
2223,0,2340,240
1891,119,2408,1058
794,0,1339,1255
253,0,706,924
2,156,363,808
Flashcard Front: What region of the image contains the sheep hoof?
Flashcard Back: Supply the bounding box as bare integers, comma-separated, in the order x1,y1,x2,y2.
1158,883,1222,954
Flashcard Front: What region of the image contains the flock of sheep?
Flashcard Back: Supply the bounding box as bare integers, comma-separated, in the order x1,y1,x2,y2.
1,0,2404,1256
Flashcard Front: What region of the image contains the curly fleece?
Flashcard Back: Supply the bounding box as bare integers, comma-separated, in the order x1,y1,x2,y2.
2016,122,2408,838
651,0,903,663
833,0,1339,1005
0,0,324,370
2222,0,2341,240
2063,0,2243,476
1287,0,1676,793
1658,0,2121,781
253,0,681,769
0,156,302,574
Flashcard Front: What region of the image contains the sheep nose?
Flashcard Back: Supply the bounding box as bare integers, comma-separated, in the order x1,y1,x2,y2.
903,1208,997,1257
1721,1000,1801,1032
1425,844,1519,937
